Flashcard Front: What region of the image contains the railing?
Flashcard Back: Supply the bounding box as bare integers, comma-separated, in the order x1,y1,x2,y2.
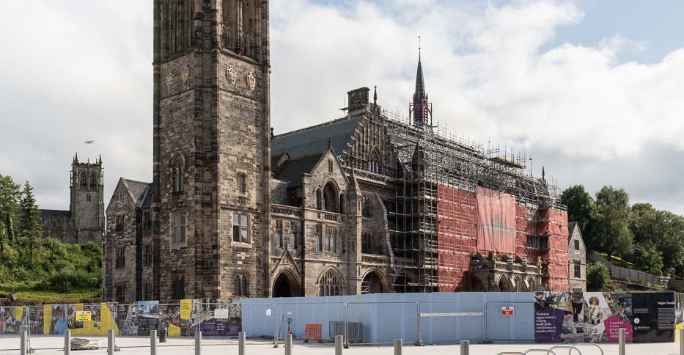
272,205,303,218
590,252,668,288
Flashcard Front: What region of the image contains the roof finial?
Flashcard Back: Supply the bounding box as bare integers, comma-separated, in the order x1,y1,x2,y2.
373,85,378,105
418,34,422,61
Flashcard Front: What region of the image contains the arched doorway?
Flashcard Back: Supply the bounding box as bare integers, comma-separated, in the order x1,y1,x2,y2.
361,271,385,294
273,272,299,298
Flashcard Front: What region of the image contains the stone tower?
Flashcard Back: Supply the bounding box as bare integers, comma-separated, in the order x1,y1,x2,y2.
153,0,271,300
70,155,105,243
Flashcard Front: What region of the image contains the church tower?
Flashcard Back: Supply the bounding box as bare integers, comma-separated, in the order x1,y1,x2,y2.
70,155,105,243
153,0,271,300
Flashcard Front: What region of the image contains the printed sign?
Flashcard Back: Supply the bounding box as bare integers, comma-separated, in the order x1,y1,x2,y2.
180,299,193,321
501,306,514,317
534,291,675,344
75,311,92,322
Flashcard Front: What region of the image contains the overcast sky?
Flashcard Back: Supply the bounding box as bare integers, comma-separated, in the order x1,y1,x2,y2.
1,0,683,213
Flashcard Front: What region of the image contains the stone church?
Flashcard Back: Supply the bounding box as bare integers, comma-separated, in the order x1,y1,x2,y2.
104,0,572,303
40,155,105,244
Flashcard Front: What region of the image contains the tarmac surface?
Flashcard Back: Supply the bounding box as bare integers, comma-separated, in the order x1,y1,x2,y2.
0,336,681,355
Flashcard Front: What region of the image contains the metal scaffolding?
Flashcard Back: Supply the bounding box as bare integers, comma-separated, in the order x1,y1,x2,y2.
379,107,562,292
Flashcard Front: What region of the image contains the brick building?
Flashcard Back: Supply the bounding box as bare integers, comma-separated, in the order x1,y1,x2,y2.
104,0,571,303
40,155,105,244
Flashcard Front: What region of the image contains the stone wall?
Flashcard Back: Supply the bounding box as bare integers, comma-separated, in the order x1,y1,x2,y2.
104,185,138,303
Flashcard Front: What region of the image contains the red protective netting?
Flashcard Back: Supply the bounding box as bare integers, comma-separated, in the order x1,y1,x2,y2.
476,186,516,254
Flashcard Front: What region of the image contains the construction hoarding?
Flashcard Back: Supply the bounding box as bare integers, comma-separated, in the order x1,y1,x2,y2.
534,291,675,343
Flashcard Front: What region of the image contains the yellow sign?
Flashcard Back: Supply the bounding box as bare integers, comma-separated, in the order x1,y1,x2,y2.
180,299,192,320
76,311,92,322
15,307,24,322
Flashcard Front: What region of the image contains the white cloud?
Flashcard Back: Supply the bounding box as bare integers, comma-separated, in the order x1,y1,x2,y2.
1,0,683,213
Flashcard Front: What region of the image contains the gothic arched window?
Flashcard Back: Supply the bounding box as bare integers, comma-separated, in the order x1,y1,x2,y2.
81,172,88,187
319,269,342,297
315,188,323,210
323,182,339,212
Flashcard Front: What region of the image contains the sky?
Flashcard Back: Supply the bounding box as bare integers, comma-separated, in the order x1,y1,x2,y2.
1,0,683,213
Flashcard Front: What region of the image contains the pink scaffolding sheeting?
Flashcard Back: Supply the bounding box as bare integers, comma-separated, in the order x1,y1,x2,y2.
476,186,516,254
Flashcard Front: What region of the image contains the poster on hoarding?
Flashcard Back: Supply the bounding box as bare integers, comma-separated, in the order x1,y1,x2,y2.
534,291,675,344
0,307,24,334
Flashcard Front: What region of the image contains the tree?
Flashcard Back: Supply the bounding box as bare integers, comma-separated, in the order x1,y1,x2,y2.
587,262,610,291
0,174,20,251
629,203,658,245
632,242,664,275
592,186,633,257
561,185,594,232
654,211,684,275
18,181,41,264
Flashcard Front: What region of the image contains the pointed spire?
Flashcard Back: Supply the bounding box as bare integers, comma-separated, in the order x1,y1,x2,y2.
373,85,378,106
412,36,430,129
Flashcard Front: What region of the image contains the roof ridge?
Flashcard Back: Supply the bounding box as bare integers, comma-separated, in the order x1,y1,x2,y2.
273,116,351,139
122,178,151,185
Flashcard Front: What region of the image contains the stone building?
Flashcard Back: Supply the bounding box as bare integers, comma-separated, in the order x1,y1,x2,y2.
104,0,571,303
568,222,587,292
40,155,105,244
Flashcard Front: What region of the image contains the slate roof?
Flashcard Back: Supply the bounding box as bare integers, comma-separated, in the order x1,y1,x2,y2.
122,179,151,205
271,116,361,183
272,116,360,160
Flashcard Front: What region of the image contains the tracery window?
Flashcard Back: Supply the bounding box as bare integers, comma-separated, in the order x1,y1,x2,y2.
319,269,342,296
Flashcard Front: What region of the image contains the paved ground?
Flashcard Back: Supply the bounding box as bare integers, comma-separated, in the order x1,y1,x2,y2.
0,336,681,355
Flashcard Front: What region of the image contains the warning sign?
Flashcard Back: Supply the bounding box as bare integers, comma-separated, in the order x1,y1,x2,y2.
75,311,92,322
501,306,514,317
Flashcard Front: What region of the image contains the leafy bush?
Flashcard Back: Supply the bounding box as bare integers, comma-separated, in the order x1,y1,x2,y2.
587,262,610,291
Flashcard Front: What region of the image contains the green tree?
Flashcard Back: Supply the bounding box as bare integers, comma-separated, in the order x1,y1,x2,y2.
654,211,684,275
587,262,610,291
561,185,595,233
0,175,20,249
629,203,658,245
631,242,664,275
18,181,41,264
592,186,633,257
